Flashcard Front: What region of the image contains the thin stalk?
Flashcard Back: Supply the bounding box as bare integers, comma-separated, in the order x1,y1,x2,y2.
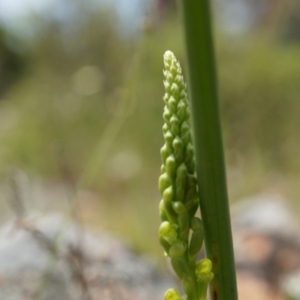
177,1,238,300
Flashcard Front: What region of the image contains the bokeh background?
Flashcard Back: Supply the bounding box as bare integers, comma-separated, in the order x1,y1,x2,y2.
0,0,300,263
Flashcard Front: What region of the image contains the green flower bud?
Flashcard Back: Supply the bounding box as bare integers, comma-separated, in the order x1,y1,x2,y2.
166,155,176,178
185,143,194,163
177,163,187,181
171,82,179,97
163,108,172,122
169,241,186,258
163,80,171,92
178,213,190,241
190,217,203,231
176,186,185,203
181,125,190,146
164,72,171,83
163,202,178,224
159,236,171,254
181,136,190,149
180,89,187,97
164,131,173,147
175,74,183,85
159,200,168,221
195,259,214,283
184,176,197,203
180,121,189,135
159,173,172,194
169,96,177,114
163,93,169,104
161,145,171,162
170,115,180,136
186,173,197,187
185,107,191,120
164,288,182,300
163,186,174,202
188,200,199,218
172,202,186,215
186,160,195,175
164,50,173,61
159,221,178,245
188,229,204,259
173,137,184,153
176,164,187,202
162,124,169,134
184,186,196,204
185,198,198,215
160,210,168,221
171,257,189,280
177,101,186,122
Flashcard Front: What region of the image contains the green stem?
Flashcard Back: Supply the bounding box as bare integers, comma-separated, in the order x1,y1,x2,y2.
177,1,238,300
198,283,208,300
185,255,199,300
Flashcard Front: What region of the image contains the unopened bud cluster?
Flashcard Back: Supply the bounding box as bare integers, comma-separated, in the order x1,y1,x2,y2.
158,51,213,300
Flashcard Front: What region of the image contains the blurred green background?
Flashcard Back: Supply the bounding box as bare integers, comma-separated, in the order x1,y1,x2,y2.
0,0,299,259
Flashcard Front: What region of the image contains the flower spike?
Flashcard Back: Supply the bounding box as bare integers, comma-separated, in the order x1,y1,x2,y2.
158,51,213,300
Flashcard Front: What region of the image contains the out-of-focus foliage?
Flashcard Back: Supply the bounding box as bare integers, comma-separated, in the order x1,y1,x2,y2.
0,1,300,254
0,29,25,96
281,1,300,42
0,7,133,178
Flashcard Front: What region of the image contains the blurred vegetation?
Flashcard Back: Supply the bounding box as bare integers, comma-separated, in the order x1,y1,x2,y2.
0,29,25,96
0,1,300,257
